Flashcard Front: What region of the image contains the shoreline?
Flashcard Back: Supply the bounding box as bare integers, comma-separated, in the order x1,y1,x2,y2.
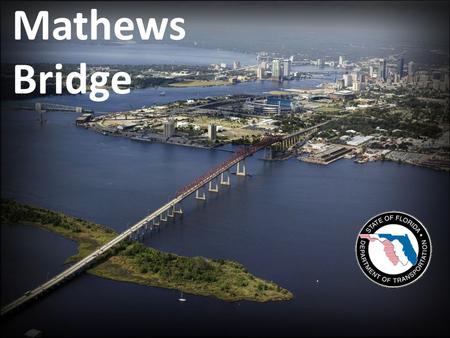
1,199,293,303
83,124,257,151
167,80,233,88
87,126,449,171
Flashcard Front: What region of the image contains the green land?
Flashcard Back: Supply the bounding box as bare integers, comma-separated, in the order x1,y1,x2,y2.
1,199,293,302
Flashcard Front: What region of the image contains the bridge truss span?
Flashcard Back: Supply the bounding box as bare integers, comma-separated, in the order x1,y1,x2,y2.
175,135,282,198
1,123,329,316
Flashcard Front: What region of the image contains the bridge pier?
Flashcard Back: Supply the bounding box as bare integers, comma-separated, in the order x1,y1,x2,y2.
173,204,183,214
236,161,246,176
160,212,168,222
220,172,230,186
208,180,219,192
195,189,206,200
153,218,160,226
131,231,138,241
145,220,153,231
39,111,44,125
264,146,273,160
167,207,175,218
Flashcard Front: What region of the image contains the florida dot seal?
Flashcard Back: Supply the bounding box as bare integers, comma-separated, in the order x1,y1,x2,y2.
356,211,432,288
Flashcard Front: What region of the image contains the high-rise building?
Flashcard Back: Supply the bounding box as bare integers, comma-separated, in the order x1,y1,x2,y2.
272,59,282,81
163,119,175,138
369,66,375,78
208,124,217,141
339,56,344,66
378,59,387,81
233,61,241,70
256,66,265,80
397,58,404,78
408,61,416,82
343,74,353,87
335,79,345,90
352,81,361,92
283,59,291,78
316,58,323,68
257,52,270,65
444,73,449,91
385,66,392,82
432,72,442,91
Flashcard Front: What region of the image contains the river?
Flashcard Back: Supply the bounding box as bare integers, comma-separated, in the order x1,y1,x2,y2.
1,78,449,337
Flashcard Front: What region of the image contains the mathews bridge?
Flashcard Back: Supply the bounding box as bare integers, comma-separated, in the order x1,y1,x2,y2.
1,122,327,316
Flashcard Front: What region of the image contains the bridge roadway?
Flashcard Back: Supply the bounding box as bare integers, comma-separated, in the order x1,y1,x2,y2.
17,102,92,113
1,124,325,316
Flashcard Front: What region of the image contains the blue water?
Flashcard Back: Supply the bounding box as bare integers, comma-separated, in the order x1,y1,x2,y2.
3,42,257,66
378,234,418,265
11,74,334,115
1,84,449,336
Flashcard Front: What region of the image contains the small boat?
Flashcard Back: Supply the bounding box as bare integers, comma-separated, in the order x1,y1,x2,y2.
178,291,186,302
159,91,166,96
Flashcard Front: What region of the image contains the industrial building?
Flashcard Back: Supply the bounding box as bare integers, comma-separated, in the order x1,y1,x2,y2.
329,90,356,101
243,96,301,114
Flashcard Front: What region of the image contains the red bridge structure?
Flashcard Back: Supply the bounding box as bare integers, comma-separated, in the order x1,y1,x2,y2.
175,135,282,199
1,124,326,317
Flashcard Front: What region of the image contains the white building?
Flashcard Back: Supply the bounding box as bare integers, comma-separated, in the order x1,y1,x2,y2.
343,74,353,87
347,135,374,146
272,59,282,81
208,124,217,141
336,79,345,90
283,59,291,78
257,66,265,80
163,119,175,138
352,81,361,92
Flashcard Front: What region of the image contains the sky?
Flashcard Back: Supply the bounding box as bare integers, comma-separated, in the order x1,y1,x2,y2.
1,1,449,65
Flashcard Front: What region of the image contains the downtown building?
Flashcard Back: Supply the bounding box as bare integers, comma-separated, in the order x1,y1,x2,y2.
271,59,282,81
378,59,387,82
283,59,292,79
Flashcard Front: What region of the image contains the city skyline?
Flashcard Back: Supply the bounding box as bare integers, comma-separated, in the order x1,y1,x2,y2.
1,1,449,66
